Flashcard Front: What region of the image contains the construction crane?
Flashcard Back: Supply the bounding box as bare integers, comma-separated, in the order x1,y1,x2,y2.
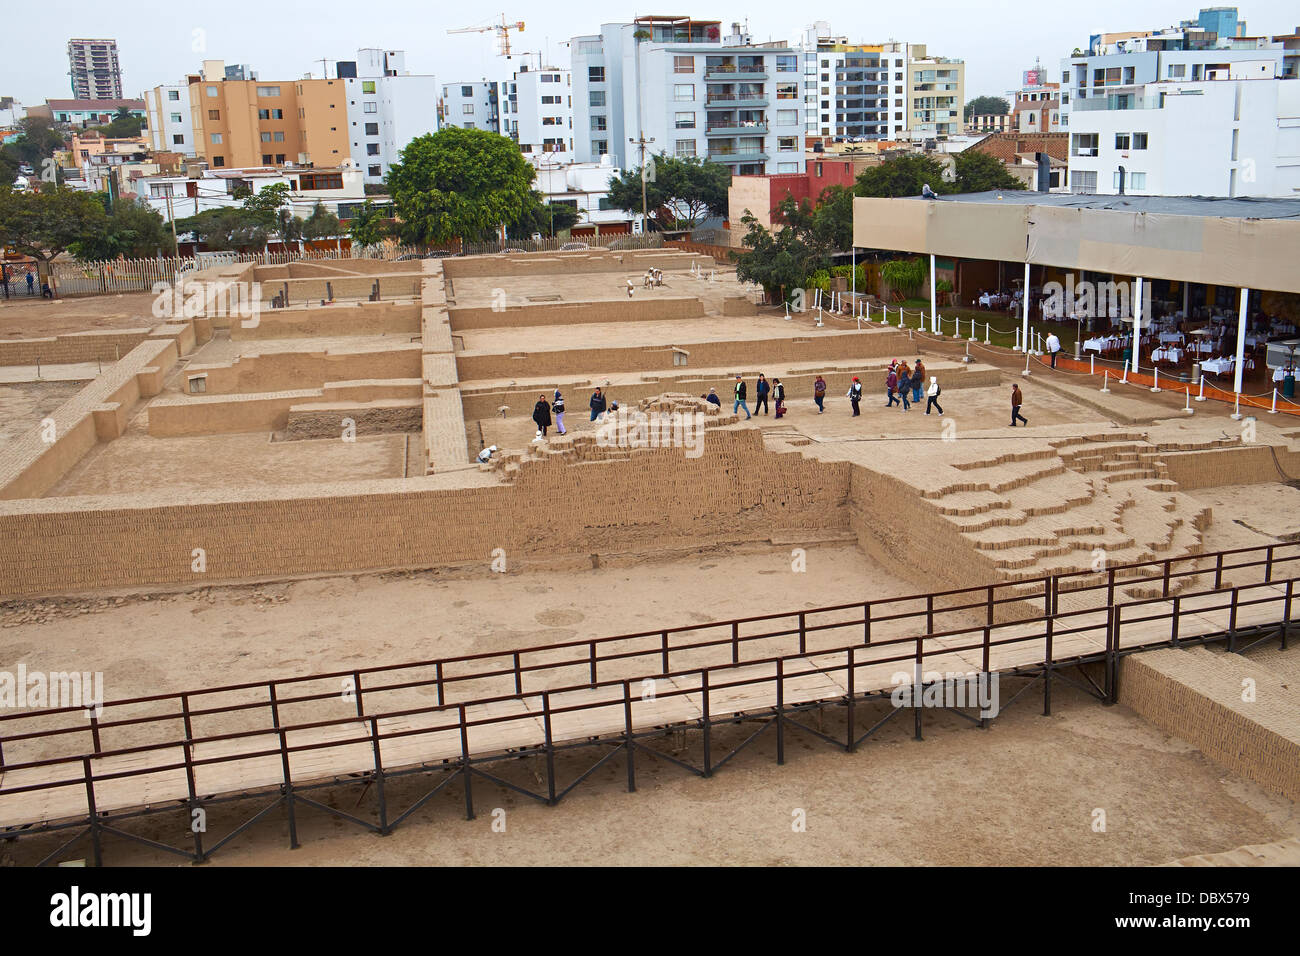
448,15,525,57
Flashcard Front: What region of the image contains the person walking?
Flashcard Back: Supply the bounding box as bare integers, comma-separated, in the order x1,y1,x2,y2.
773,378,786,419
912,358,926,404
1010,384,1028,427
532,394,552,438
590,387,607,421
755,373,771,415
848,376,862,416
886,363,900,407
897,362,913,410
552,389,567,435
813,375,827,414
733,374,751,419
1046,331,1061,368
925,376,943,415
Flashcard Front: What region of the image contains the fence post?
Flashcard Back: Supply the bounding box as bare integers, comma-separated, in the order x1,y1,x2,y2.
845,646,856,752
458,702,475,820
701,670,712,776
369,716,389,835
775,658,785,765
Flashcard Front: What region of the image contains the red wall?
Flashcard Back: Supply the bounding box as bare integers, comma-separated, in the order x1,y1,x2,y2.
766,159,857,214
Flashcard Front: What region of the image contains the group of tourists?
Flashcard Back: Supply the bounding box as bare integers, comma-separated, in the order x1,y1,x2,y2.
729,373,789,419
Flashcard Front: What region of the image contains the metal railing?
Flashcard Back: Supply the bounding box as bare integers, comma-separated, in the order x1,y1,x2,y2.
0,542,1294,864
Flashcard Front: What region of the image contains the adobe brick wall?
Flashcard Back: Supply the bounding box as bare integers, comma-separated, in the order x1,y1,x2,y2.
0,429,851,597
187,344,422,393
251,275,422,306
0,329,152,367
443,250,713,280
454,330,912,381
148,389,324,436
447,297,705,330
1160,445,1300,489
231,301,421,340
285,400,422,440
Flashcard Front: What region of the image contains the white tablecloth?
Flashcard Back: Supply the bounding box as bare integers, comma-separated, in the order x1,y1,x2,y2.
1159,332,1184,344
1190,341,1215,355
1273,367,1296,382
1152,347,1184,363
1201,358,1234,374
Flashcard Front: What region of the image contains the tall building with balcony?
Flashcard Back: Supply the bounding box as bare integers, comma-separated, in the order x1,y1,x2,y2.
336,49,439,186
1060,15,1299,197
572,16,806,176
67,38,123,100
906,45,965,140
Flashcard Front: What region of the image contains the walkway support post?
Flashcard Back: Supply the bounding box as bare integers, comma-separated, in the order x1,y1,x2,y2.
1233,287,1250,398
1021,261,1030,357
930,253,938,335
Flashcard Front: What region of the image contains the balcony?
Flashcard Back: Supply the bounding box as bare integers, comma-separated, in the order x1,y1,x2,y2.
705,122,768,136
1071,94,1165,111
705,93,769,108
707,150,769,164
705,69,768,81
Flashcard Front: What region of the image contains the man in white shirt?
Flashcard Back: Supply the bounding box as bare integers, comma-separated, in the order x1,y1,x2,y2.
1045,331,1061,368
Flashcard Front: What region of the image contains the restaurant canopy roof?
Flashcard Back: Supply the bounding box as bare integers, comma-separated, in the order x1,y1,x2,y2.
852,191,1300,294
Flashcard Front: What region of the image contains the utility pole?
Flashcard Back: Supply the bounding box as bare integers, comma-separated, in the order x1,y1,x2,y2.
629,30,653,233
165,192,178,256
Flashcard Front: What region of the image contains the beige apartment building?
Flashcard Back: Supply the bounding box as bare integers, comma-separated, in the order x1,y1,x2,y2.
188,60,350,168
905,45,965,139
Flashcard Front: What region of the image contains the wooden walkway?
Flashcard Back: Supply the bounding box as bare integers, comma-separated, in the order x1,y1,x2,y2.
0,544,1295,852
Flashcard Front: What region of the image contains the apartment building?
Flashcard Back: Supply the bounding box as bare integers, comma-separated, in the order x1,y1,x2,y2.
572,16,806,176
507,64,573,159
188,60,350,169
143,84,195,157
906,45,965,139
1060,12,1300,197
67,38,123,100
336,49,439,185
28,98,145,128
532,155,632,236
441,81,499,132
136,165,365,222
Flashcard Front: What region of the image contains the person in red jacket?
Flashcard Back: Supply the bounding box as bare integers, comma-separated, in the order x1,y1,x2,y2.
1010,384,1028,426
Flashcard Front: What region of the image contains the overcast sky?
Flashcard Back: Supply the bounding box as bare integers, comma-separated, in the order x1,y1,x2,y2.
7,2,1298,107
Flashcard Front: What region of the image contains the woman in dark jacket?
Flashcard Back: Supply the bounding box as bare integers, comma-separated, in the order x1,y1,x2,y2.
532,394,552,437
755,373,771,415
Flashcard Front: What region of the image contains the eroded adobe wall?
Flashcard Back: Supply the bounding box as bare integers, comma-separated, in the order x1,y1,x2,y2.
0,330,153,366
447,297,706,331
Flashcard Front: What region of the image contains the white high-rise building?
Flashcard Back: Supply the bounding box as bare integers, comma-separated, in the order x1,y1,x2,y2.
441,80,500,133
1060,22,1300,197
571,16,806,176
336,48,439,186
506,63,574,160
143,83,195,157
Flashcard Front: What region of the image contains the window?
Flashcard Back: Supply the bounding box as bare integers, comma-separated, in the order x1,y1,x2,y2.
298,172,344,190
270,109,283,119
776,109,798,125
1115,133,1130,150
589,90,605,107
1072,170,1097,193
815,162,823,176
590,115,607,131
259,108,270,119
461,85,473,97
1113,170,1125,190
1130,172,1146,190
776,55,796,73
588,66,605,83
777,83,798,99
674,56,694,74
542,116,560,125
462,104,474,115
170,112,183,122
362,81,376,93
206,86,218,97
675,138,696,158
366,143,380,155
592,139,608,155
168,90,180,101
1168,63,1186,79
261,132,272,142
675,112,695,129
173,134,184,145
1071,133,1098,157
777,162,798,173
1133,132,1148,150
463,122,475,128
262,153,272,164
213,156,224,167
673,84,694,102
208,109,220,120
368,165,382,176
364,102,377,113
778,136,796,151
365,122,378,135
188,375,207,394
542,95,560,104
274,131,284,142
275,154,285,164
256,85,281,97
210,133,222,144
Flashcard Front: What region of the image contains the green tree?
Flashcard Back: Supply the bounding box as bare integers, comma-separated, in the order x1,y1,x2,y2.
0,186,108,284
952,150,1022,193
243,181,290,218
174,207,270,251
68,193,168,260
89,107,145,139
734,210,825,305
963,95,1011,120
0,147,18,188
855,154,951,198
606,154,730,231
387,127,539,243
347,200,390,248
302,202,341,240
507,200,581,240
275,209,305,252
880,257,928,297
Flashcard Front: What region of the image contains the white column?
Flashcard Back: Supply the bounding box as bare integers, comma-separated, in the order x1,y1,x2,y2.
1133,276,1143,374
1021,262,1030,352
1233,287,1250,395
929,254,937,334
851,246,856,303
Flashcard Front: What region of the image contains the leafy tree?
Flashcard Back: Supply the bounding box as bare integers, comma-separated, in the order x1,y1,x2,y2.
387,127,540,243
606,154,729,231
243,181,290,218
0,148,18,188
507,200,581,239
88,107,145,139
880,257,927,297
174,207,269,251
7,118,66,167
302,202,341,240
952,150,1022,193
67,193,168,260
275,209,305,252
0,186,108,284
963,95,1010,120
855,154,952,198
734,210,825,305
347,200,390,248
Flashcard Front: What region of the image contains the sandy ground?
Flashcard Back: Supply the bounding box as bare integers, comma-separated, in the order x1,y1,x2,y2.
449,268,748,311
0,292,159,338
0,380,84,450
1,545,1295,867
